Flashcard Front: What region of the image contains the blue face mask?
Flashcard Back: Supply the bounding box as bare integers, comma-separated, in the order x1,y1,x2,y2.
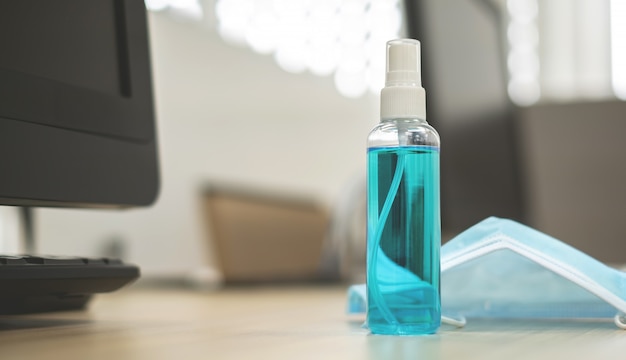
348,217,626,329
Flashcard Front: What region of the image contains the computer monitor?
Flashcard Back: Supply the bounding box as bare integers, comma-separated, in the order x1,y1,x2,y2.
0,0,159,209
0,0,157,314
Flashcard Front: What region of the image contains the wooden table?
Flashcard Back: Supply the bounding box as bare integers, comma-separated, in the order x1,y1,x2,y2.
0,286,625,359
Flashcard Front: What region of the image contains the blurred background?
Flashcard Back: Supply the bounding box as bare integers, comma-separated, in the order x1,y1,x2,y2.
1,0,625,284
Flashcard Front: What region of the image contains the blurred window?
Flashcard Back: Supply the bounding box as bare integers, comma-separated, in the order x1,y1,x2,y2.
146,0,404,99
506,0,624,105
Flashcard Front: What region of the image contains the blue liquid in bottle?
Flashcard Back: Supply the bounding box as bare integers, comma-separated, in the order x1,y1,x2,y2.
366,146,441,335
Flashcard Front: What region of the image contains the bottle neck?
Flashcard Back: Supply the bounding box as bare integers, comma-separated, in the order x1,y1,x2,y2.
380,117,428,124
380,86,426,121
368,117,439,148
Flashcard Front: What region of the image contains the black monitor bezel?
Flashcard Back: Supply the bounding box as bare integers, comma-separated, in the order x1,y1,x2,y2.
0,0,159,208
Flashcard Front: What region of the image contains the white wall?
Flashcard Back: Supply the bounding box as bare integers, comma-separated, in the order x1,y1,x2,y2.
35,12,378,276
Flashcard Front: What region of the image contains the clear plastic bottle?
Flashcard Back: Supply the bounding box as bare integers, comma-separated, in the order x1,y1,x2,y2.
366,39,441,335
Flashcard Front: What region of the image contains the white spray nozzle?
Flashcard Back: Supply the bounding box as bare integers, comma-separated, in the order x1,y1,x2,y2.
380,39,426,120
385,39,422,87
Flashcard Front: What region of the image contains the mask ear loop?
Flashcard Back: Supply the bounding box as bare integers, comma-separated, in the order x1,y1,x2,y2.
614,313,626,330
442,315,466,328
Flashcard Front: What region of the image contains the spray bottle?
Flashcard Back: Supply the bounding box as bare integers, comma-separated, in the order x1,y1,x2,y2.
366,39,441,335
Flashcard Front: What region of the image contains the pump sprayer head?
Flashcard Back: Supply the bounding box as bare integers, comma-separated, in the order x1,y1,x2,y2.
380,39,426,120
385,39,422,87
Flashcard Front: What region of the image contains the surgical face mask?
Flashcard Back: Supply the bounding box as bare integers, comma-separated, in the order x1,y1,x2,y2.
348,217,626,329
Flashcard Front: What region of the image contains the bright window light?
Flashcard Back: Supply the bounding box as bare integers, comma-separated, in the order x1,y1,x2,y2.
611,0,626,100
145,0,203,20
146,0,402,99
145,0,169,12
506,0,620,104
506,0,540,106
245,11,278,54
214,0,403,98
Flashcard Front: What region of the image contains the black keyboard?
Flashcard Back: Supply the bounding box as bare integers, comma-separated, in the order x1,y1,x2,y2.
0,255,140,314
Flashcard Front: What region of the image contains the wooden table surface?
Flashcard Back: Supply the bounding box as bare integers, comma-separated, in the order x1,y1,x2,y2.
1,286,625,359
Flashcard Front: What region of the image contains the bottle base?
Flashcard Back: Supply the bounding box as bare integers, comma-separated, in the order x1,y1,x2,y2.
367,321,440,336
366,285,441,335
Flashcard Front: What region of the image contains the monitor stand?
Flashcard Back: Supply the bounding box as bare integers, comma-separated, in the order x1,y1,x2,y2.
19,207,36,254
0,207,140,314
